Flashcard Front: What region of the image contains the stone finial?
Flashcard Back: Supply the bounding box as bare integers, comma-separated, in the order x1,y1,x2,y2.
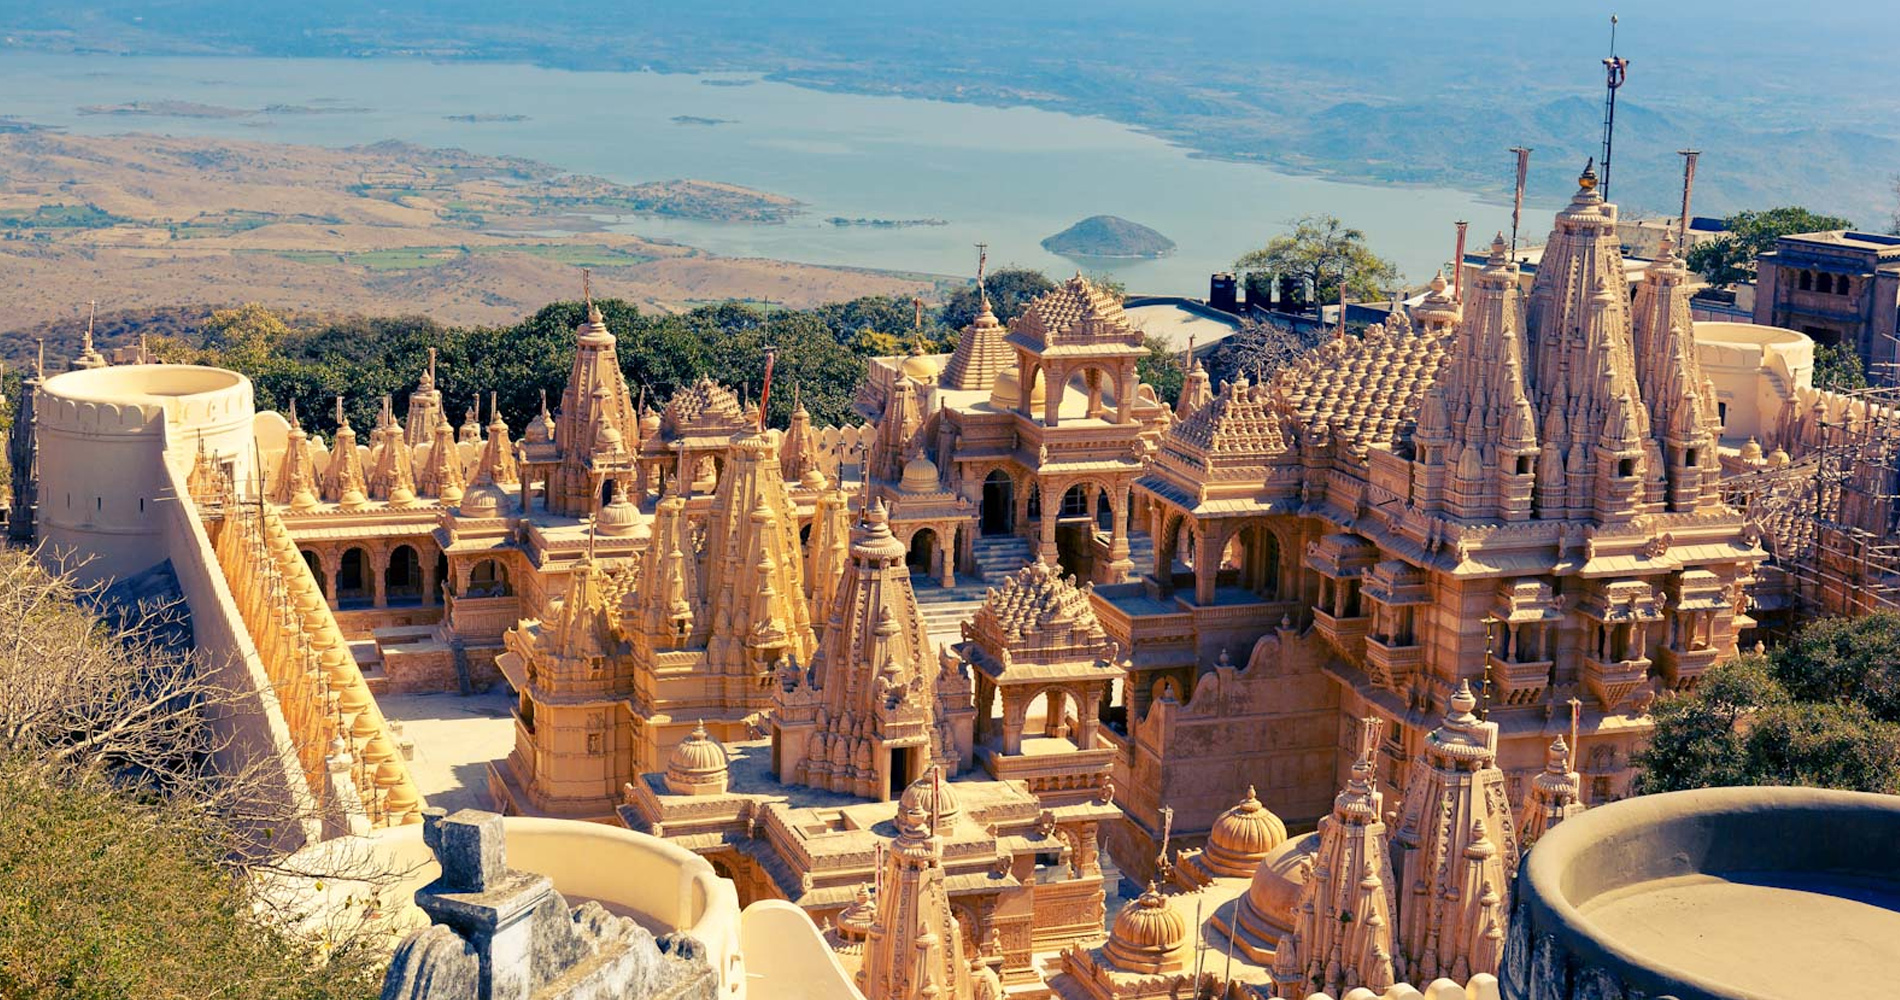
429,808,507,892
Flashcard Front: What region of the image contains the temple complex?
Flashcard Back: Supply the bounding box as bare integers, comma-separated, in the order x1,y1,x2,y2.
5,157,1792,1000
1091,166,1761,881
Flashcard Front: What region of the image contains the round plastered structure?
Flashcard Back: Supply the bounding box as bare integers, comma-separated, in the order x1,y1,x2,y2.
1505,786,1900,1000
36,364,255,585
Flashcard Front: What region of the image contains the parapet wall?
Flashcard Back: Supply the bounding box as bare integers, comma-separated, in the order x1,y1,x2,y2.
155,455,324,853
1506,787,1900,1000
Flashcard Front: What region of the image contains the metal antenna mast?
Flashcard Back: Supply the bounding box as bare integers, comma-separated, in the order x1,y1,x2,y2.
1600,14,1630,199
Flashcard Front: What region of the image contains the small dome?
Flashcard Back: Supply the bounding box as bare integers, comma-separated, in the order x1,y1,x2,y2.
1768,445,1790,468
596,483,646,539
527,409,555,445
458,481,508,518
901,351,941,383
1104,883,1190,974
899,453,940,494
1741,436,1764,462
664,721,730,796
988,368,1046,410
896,768,961,830
594,419,624,453
639,406,662,437
1202,785,1288,877
1240,831,1321,940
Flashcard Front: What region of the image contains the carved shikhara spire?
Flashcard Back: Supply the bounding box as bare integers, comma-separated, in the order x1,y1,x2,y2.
778,386,828,490
779,499,958,798
805,480,854,629
273,399,320,512
1518,735,1584,850
630,488,703,650
404,347,443,447
322,397,368,510
1413,235,1538,522
1271,717,1398,998
1631,231,1723,513
544,283,639,517
367,396,419,507
1388,680,1517,985
858,785,973,1000
416,414,465,504
701,427,817,678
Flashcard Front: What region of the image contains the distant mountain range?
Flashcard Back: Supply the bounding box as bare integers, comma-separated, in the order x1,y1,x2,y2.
8,0,1898,224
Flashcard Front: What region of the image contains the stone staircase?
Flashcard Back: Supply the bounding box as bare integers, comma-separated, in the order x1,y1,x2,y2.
910,576,992,644
972,534,1037,582
1124,530,1156,579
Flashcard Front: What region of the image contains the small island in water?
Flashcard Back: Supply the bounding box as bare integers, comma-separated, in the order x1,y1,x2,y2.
1040,215,1175,259
827,216,947,229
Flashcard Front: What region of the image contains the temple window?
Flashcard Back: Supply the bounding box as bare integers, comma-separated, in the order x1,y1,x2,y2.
1799,270,1813,291
1618,458,1635,478
1516,456,1532,474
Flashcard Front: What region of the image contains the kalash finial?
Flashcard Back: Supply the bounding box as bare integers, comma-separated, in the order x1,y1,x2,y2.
1578,157,1599,192
582,266,601,323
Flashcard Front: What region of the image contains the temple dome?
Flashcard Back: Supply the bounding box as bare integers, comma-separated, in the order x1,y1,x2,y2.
1240,830,1321,939
527,400,555,444
835,884,877,941
458,481,508,518
1741,436,1764,463
1202,785,1288,877
900,349,941,383
594,419,624,453
596,483,646,539
988,367,1045,411
1103,883,1190,974
896,768,961,830
663,721,730,796
899,453,941,494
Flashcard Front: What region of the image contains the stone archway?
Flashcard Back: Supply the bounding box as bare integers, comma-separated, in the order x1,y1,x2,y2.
385,544,423,606
907,527,939,576
981,469,1014,536
337,547,372,608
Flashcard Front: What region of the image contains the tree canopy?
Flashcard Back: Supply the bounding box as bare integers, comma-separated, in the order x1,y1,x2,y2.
1685,206,1856,286
940,267,1056,330
1632,613,1900,796
159,295,947,434
1234,214,1400,308
0,549,385,1000
1812,341,1868,392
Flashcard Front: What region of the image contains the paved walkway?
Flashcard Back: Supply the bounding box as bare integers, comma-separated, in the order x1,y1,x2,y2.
377,689,515,814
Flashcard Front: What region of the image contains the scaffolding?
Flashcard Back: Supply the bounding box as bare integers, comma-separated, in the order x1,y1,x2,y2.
1725,381,1900,633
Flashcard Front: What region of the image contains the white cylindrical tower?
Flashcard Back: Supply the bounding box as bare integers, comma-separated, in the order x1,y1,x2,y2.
36,364,256,586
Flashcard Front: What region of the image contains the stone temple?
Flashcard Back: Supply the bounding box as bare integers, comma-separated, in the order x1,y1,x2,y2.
10,158,1790,1000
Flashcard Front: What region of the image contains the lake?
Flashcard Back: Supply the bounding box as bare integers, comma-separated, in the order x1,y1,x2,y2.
1,53,1531,295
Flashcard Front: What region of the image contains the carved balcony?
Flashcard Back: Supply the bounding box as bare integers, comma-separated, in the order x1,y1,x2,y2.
1582,654,1652,712
1655,645,1721,692
1312,607,1370,666
1364,635,1423,692
1487,652,1554,708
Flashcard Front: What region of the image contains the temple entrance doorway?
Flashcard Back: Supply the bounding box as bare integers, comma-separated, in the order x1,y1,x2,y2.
1055,523,1092,580
907,528,938,575
981,471,1013,536
889,745,917,799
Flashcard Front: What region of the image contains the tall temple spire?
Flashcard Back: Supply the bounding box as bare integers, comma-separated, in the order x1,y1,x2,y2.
1388,680,1517,984
857,790,974,1000
1270,717,1398,998
417,414,466,505
367,395,418,506
773,498,960,797
404,346,443,447
540,268,639,517
272,398,320,512
700,427,817,683
1413,234,1538,522
322,397,368,510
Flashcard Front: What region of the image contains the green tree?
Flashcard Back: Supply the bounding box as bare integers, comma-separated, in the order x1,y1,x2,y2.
1633,613,1900,796
940,267,1056,330
1136,335,1185,407
1813,341,1868,391
1685,206,1856,286
1234,215,1399,310
1766,611,1900,723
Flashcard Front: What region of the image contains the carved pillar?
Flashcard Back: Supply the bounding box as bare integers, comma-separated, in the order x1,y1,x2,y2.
1117,362,1134,424
1105,485,1132,583
1076,681,1102,748
320,547,341,607
371,546,389,609
1043,362,1062,428
1038,499,1058,566
1195,525,1219,606
421,547,439,608
1002,694,1025,756
938,527,955,588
